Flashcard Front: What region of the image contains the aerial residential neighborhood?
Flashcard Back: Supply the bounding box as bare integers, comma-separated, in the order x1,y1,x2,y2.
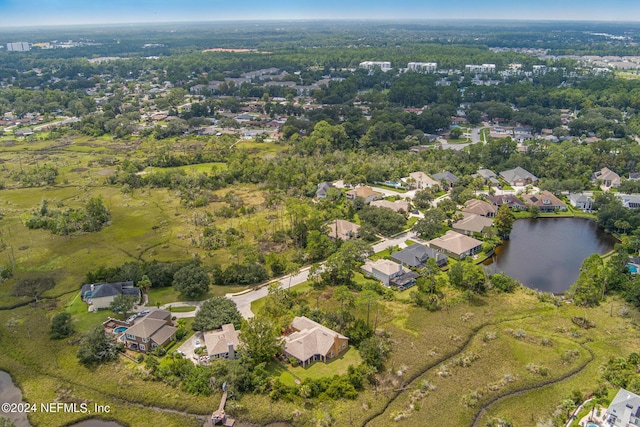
3,13,640,427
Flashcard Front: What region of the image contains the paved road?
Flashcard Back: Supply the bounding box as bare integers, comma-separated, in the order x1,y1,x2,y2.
134,231,422,320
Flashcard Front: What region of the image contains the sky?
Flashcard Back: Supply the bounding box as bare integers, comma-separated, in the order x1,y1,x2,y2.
0,0,639,27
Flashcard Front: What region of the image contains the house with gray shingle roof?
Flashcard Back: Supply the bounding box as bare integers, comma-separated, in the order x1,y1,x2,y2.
316,182,334,199
432,171,458,189
605,388,640,427
81,281,140,310
568,193,594,211
284,317,348,367
391,243,448,268
499,166,538,186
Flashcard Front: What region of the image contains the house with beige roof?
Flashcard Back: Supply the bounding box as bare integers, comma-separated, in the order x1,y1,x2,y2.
522,191,567,212
283,317,348,367
326,219,360,241
461,199,497,217
427,230,483,260
203,324,240,360
592,167,621,190
406,172,440,190
123,310,177,353
345,185,383,204
452,213,494,237
370,199,410,214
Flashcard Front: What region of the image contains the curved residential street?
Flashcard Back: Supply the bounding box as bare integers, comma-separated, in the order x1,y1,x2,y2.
149,230,422,320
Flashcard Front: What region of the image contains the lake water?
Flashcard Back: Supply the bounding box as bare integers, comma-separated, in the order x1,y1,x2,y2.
484,218,617,293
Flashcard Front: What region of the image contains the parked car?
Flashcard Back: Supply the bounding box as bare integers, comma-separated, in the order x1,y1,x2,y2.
194,339,202,348
138,309,150,317
126,315,137,324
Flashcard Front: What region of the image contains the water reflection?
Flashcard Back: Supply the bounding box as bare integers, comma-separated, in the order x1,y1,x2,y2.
484,218,616,293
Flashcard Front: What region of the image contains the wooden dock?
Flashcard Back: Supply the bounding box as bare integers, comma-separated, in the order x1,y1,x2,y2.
211,391,234,426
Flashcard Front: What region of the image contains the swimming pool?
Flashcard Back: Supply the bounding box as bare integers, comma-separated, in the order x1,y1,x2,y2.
587,423,598,427
628,264,638,274
114,326,128,333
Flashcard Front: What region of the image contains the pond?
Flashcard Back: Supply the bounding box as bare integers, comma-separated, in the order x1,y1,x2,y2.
484,218,617,293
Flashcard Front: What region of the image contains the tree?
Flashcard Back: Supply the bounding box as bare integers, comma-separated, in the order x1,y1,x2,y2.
50,312,74,339
138,274,152,295
450,127,463,139
173,265,210,298
569,254,605,306
239,314,284,365
494,204,516,239
357,289,379,328
334,285,355,329
413,209,446,239
77,325,118,366
321,240,373,287
359,335,390,370
84,197,111,232
109,294,139,318
192,296,242,331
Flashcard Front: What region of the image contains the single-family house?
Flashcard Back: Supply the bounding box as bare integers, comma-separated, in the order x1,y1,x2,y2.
123,310,177,353
522,191,567,212
345,185,382,204
499,166,538,186
390,243,448,268
326,219,360,241
432,171,458,189
203,324,240,360
427,230,483,260
370,199,410,214
284,317,348,367
592,167,621,190
461,199,497,217
452,213,494,237
617,193,640,209
568,193,594,211
473,168,501,186
629,172,640,181
486,194,526,210
81,281,141,310
360,259,420,290
316,182,334,199
407,172,440,190
605,388,640,427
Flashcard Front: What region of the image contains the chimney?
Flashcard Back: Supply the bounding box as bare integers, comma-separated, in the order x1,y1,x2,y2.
228,342,235,360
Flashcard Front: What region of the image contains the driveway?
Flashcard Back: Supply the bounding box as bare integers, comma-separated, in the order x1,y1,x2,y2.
176,331,204,364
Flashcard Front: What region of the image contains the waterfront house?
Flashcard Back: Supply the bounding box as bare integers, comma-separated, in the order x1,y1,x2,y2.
284,317,348,367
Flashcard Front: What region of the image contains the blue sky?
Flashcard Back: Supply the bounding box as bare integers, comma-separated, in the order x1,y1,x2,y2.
0,0,638,26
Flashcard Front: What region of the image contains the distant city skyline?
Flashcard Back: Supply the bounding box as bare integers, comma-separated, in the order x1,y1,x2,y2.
0,0,639,27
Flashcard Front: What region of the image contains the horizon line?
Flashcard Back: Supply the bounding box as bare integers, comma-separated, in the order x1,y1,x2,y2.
1,17,640,31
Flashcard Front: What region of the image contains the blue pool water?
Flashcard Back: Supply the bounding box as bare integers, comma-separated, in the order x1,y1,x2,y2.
629,264,639,274
114,327,128,333
587,424,598,427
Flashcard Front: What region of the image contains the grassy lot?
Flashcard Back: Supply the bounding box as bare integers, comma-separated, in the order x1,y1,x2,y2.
287,347,362,380
405,216,418,229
